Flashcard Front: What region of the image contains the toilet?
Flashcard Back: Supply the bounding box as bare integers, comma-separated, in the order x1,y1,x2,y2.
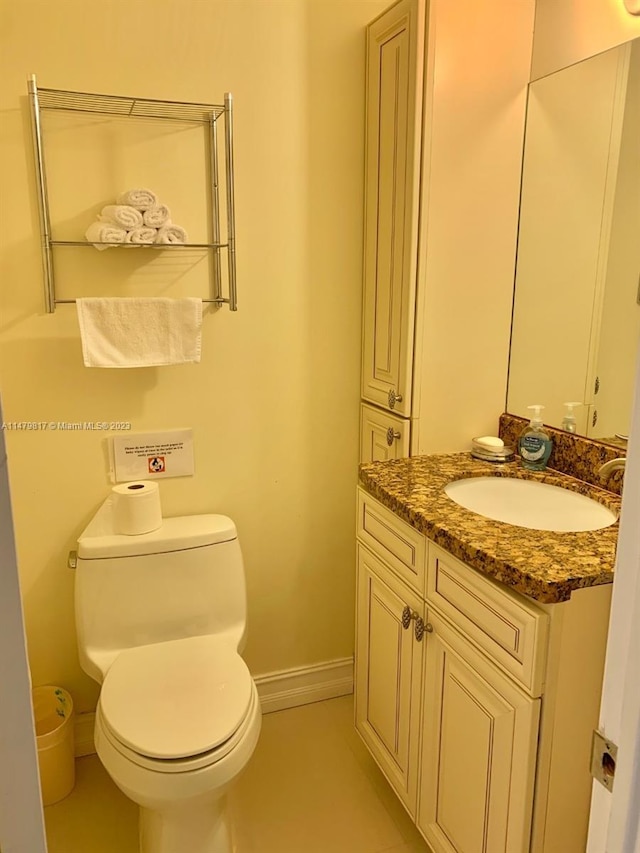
74,499,261,853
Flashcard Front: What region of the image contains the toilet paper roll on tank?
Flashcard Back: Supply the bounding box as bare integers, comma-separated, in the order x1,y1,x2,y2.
112,481,162,535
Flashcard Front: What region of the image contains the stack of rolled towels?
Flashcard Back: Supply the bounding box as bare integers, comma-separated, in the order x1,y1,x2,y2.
84,188,189,249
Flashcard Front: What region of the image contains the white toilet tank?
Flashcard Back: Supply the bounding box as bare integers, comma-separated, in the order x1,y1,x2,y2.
74,498,247,683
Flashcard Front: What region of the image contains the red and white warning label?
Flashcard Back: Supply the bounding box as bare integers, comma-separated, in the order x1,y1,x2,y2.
148,456,165,474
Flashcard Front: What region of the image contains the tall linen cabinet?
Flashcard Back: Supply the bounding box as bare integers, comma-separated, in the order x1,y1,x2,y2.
359,0,535,462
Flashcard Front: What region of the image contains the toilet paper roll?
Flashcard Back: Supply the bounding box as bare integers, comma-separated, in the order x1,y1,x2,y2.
112,481,162,535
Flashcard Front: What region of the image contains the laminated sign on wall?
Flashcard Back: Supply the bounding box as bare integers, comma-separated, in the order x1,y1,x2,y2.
112,429,194,482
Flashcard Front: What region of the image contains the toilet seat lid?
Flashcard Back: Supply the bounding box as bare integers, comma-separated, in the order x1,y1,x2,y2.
100,636,252,760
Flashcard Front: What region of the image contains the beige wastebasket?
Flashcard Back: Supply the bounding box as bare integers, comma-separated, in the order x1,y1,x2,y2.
32,686,75,805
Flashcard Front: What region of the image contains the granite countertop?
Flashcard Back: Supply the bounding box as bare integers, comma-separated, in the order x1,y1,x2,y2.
359,453,621,604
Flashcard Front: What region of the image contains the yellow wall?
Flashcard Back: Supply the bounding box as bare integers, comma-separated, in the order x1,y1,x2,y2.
0,0,388,713
532,0,640,79
414,0,535,453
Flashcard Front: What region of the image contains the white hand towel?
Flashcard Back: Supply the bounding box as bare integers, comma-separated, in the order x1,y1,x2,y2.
142,205,170,228
99,204,143,229
76,298,203,367
85,220,127,250
116,188,158,211
124,226,157,244
155,223,188,245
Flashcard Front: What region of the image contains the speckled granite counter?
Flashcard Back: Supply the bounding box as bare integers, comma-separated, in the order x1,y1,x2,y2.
359,454,621,604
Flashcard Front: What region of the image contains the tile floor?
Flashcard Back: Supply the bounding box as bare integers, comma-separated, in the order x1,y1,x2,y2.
45,695,432,853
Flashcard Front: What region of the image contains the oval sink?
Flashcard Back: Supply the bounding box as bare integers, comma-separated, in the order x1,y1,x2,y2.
444,477,617,532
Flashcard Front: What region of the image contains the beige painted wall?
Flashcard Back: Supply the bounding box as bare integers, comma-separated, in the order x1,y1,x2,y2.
413,0,535,453
0,0,388,714
412,0,640,454
532,0,640,79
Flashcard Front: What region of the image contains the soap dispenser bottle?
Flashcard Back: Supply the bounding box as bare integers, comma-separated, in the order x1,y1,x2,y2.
518,405,553,471
561,402,581,433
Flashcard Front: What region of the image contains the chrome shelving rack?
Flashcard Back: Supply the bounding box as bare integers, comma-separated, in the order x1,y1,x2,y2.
27,74,237,313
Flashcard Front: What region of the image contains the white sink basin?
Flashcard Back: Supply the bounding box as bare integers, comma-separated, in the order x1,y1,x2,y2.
444,476,617,532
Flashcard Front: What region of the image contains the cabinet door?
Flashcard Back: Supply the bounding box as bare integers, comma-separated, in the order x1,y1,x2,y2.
418,612,540,853
360,403,410,463
355,544,424,815
361,0,423,416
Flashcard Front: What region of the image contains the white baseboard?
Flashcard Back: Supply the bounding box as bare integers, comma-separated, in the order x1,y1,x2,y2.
255,656,354,714
73,656,354,756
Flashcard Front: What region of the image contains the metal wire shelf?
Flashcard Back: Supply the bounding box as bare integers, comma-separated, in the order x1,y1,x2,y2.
27,74,237,312
36,87,225,123
50,241,228,249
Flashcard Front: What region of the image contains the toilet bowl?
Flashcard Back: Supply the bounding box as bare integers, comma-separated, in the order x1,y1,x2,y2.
74,503,260,853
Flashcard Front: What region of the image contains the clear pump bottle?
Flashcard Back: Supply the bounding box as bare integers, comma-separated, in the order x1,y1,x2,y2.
518,405,553,471
561,402,581,433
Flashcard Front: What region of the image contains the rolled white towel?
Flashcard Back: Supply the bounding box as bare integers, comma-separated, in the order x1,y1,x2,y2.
85,220,127,250
143,204,170,228
124,227,157,245
155,223,188,245
116,188,158,211
99,204,143,230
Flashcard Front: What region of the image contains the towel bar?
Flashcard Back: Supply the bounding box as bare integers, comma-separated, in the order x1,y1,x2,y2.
53,297,229,306
27,75,238,313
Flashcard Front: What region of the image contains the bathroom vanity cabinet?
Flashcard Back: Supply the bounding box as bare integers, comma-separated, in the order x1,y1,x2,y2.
355,487,612,853
359,0,535,461
361,0,421,423
360,403,410,464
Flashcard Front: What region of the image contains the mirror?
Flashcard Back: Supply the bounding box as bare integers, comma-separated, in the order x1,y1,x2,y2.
507,38,640,444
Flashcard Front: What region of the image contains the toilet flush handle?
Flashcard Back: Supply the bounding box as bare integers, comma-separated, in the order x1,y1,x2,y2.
68,550,77,569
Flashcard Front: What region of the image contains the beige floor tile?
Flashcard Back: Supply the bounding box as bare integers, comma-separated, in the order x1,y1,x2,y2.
44,695,433,853
340,702,431,850
312,694,431,850
230,696,432,853
230,701,401,852
45,753,138,853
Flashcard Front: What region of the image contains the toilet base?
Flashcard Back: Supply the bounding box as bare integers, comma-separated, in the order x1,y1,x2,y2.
94,683,260,853
140,794,233,853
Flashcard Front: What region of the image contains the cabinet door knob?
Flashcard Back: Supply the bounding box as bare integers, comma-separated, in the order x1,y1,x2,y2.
425,622,434,634
386,427,402,446
402,606,425,638
388,389,403,409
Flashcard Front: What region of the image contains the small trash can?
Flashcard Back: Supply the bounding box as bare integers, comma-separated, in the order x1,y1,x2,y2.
32,686,75,806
